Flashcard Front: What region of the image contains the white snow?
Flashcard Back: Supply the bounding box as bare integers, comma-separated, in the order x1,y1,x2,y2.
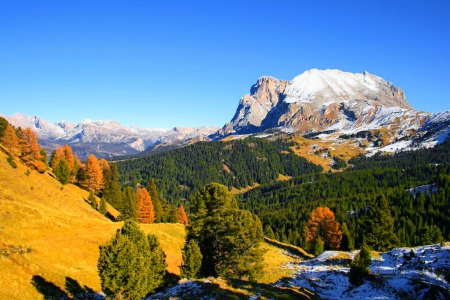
278,244,450,300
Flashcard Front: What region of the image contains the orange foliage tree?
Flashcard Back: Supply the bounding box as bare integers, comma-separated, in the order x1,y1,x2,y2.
1,124,20,157
17,127,46,172
51,144,81,183
80,154,104,194
305,207,342,250
177,204,189,225
137,187,155,223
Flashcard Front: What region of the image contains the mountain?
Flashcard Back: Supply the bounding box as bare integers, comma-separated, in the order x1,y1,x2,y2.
1,113,218,160
216,68,450,156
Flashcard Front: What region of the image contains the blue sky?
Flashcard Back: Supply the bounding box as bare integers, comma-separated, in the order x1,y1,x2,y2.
1,0,449,128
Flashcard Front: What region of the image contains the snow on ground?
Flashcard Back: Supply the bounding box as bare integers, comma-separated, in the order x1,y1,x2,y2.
277,244,450,300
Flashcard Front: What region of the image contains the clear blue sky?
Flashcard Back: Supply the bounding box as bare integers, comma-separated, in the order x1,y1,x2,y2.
1,0,449,128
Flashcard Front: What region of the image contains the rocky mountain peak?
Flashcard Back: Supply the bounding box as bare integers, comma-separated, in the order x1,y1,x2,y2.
219,69,415,136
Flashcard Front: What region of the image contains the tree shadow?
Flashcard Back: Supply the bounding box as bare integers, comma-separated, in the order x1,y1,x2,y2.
31,275,68,299
65,277,95,298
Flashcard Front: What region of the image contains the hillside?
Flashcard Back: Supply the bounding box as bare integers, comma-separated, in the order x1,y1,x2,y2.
116,138,323,203
0,150,188,299
0,149,311,299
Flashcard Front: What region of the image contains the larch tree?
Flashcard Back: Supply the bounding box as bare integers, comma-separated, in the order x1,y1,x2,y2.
17,127,45,172
80,154,104,194
1,124,20,157
305,207,343,250
137,188,155,223
177,204,189,225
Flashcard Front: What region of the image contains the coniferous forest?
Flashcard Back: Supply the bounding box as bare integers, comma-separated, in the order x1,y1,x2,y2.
116,136,450,252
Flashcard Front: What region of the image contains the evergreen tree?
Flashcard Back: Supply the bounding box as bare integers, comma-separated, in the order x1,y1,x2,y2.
177,204,189,225
147,234,167,290
0,116,8,139
54,158,71,185
167,205,178,223
98,221,166,299
148,178,164,222
361,195,400,251
121,187,137,221
313,237,324,256
100,198,107,215
188,183,265,280
349,243,372,286
102,163,122,211
39,148,47,166
180,239,203,279
88,190,97,210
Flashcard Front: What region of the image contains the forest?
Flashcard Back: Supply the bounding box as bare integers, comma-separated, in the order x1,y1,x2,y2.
238,139,450,250
116,138,323,201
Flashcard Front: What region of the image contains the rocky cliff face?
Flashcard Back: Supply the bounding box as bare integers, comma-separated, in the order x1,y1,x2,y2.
219,69,422,136
218,76,290,135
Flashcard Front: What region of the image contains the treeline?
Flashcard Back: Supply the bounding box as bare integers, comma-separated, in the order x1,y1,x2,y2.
238,141,450,250
116,138,323,203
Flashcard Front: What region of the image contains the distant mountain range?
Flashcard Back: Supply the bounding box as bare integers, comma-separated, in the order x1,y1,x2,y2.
3,69,450,160
1,113,218,160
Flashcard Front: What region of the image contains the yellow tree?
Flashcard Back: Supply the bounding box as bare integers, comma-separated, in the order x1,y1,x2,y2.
18,127,45,172
177,204,189,225
137,187,155,223
305,207,342,250
1,124,20,157
81,154,104,193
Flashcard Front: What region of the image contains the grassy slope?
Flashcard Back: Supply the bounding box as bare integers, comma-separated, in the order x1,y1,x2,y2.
0,150,305,299
0,151,186,299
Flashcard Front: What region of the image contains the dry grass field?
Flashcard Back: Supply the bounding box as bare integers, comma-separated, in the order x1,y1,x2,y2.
290,135,364,171
0,150,301,299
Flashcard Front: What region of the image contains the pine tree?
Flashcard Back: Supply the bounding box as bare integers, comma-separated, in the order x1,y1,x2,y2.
102,163,122,211
137,188,155,223
100,198,107,215
188,183,265,280
88,190,97,210
148,178,164,222
181,239,203,279
177,204,189,225
306,207,342,250
121,187,137,221
361,195,399,251
17,127,46,172
0,116,8,139
349,243,372,286
98,221,166,299
54,158,71,184
167,205,178,223
313,237,324,256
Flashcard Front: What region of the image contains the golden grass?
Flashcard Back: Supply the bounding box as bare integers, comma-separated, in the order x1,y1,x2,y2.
278,173,292,181
139,223,186,275
290,135,364,171
230,183,260,195
0,151,186,300
0,149,315,299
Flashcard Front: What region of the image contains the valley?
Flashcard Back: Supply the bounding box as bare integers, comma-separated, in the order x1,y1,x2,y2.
1,69,450,299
